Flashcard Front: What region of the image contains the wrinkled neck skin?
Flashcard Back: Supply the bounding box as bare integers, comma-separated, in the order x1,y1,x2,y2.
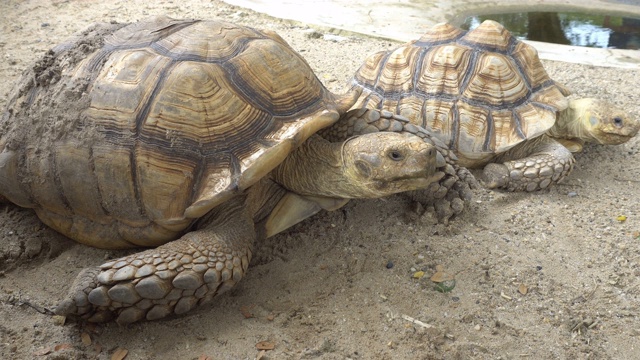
548,99,596,143
271,134,367,199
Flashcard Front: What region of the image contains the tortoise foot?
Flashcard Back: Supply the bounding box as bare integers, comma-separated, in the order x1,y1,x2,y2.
54,266,103,319
481,163,510,190
55,229,252,324
409,164,476,223
482,157,575,192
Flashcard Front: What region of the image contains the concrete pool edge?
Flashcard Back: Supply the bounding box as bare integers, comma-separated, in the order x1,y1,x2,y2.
221,0,640,69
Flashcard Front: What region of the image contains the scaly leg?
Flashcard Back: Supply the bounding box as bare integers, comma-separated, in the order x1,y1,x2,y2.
55,196,254,324
482,135,575,192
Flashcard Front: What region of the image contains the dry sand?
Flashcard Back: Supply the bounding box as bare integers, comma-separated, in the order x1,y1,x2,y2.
1,1,639,359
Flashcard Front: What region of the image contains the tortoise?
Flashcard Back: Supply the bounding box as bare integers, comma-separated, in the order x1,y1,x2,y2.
0,16,449,324
351,20,639,192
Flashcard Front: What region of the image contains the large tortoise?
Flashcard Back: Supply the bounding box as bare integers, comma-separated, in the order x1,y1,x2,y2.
0,17,450,324
351,20,639,192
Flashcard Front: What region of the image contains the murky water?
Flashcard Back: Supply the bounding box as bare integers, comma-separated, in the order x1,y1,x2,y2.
460,12,640,49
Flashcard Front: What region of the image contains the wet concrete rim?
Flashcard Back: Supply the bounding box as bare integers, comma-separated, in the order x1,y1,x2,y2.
222,0,640,69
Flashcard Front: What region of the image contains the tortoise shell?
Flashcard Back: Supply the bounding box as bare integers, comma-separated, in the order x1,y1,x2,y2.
351,20,569,166
0,16,352,248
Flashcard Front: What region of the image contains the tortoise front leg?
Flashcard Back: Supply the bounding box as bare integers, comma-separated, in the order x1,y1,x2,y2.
55,197,254,324
482,135,575,192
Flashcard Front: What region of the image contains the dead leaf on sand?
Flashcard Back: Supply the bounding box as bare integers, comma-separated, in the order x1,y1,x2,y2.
111,347,128,360
256,341,275,350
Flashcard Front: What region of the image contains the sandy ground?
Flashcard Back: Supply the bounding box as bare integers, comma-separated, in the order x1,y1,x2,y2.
1,1,640,359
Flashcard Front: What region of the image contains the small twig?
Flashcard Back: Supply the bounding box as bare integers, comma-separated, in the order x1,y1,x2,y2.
4,296,54,315
18,299,55,315
366,10,374,23
402,314,433,329
500,291,512,300
555,182,584,188
586,283,599,300
613,176,640,183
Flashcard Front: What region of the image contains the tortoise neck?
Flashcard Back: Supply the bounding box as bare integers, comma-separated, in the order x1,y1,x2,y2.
549,99,596,142
271,135,361,199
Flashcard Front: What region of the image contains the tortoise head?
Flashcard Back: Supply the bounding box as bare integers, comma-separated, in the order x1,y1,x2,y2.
571,98,639,145
341,132,443,198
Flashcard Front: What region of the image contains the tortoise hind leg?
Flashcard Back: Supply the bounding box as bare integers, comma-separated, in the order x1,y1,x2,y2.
54,196,255,324
482,135,575,192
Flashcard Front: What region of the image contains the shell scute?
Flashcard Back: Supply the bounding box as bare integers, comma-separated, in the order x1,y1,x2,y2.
418,44,473,97
461,53,530,107
459,20,512,52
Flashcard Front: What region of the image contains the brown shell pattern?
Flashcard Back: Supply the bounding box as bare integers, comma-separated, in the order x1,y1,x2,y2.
0,16,342,248
352,20,569,157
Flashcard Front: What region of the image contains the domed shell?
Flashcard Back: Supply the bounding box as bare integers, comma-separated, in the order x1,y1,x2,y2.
351,20,569,164
0,16,353,248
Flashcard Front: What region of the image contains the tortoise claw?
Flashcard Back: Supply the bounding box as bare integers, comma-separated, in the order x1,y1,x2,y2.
54,266,102,318
482,163,510,190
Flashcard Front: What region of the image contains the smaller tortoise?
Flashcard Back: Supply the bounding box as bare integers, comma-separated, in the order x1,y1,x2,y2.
0,17,445,324
351,20,639,191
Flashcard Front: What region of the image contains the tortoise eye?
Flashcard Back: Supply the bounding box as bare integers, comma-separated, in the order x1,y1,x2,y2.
613,117,624,127
388,150,404,161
